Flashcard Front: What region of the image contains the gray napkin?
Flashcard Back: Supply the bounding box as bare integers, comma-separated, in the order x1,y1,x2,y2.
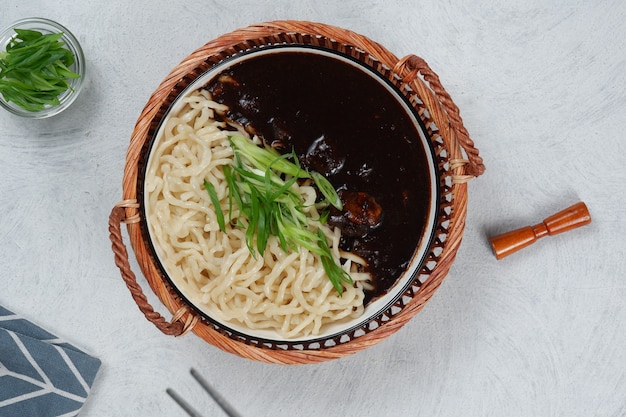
0,305,101,417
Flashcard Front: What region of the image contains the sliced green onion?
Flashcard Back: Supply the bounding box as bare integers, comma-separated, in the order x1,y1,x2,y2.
218,135,352,294
229,135,310,179
204,180,226,233
311,171,342,210
0,28,80,112
316,229,353,295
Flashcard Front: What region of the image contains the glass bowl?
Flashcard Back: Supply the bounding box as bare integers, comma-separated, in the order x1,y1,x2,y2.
0,17,85,119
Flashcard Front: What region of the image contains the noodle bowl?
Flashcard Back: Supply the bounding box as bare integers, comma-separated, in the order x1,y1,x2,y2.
141,46,439,343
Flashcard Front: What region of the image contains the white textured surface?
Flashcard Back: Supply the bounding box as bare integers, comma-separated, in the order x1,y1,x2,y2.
1,1,625,416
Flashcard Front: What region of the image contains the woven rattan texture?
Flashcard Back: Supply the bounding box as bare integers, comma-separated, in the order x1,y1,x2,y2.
109,21,484,364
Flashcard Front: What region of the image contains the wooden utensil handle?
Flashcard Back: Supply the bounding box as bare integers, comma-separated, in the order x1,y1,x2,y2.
543,201,592,235
490,202,591,260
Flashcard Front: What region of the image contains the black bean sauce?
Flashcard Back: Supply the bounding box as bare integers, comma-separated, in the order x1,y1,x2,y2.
207,51,431,304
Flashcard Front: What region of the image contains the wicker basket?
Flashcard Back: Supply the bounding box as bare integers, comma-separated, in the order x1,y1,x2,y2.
108,21,484,364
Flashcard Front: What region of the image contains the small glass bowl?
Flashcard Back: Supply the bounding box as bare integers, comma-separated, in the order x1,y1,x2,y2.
0,17,85,119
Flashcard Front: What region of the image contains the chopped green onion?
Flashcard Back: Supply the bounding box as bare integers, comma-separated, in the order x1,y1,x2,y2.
311,171,342,210
316,229,353,294
229,135,310,179
0,28,80,111
204,180,226,232
219,135,352,295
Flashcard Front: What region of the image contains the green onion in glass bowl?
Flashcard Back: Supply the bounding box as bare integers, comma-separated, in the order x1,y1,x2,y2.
0,17,85,119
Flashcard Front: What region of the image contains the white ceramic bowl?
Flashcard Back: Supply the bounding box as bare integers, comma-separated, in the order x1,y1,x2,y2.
141,45,440,346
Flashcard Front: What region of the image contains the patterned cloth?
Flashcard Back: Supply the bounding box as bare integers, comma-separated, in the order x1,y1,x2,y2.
0,305,101,417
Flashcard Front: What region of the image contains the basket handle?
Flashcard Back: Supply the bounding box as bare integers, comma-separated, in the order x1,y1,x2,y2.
108,202,194,336
396,54,485,178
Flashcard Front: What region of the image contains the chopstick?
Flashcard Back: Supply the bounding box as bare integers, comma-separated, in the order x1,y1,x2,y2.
167,368,243,417
166,388,205,417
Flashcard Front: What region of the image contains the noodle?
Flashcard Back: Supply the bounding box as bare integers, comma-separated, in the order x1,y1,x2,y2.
145,89,372,338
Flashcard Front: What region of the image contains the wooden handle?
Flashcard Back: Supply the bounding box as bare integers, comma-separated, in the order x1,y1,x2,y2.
489,202,591,260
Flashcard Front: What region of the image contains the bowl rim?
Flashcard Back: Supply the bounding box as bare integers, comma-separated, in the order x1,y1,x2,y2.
0,17,85,118
136,40,446,348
